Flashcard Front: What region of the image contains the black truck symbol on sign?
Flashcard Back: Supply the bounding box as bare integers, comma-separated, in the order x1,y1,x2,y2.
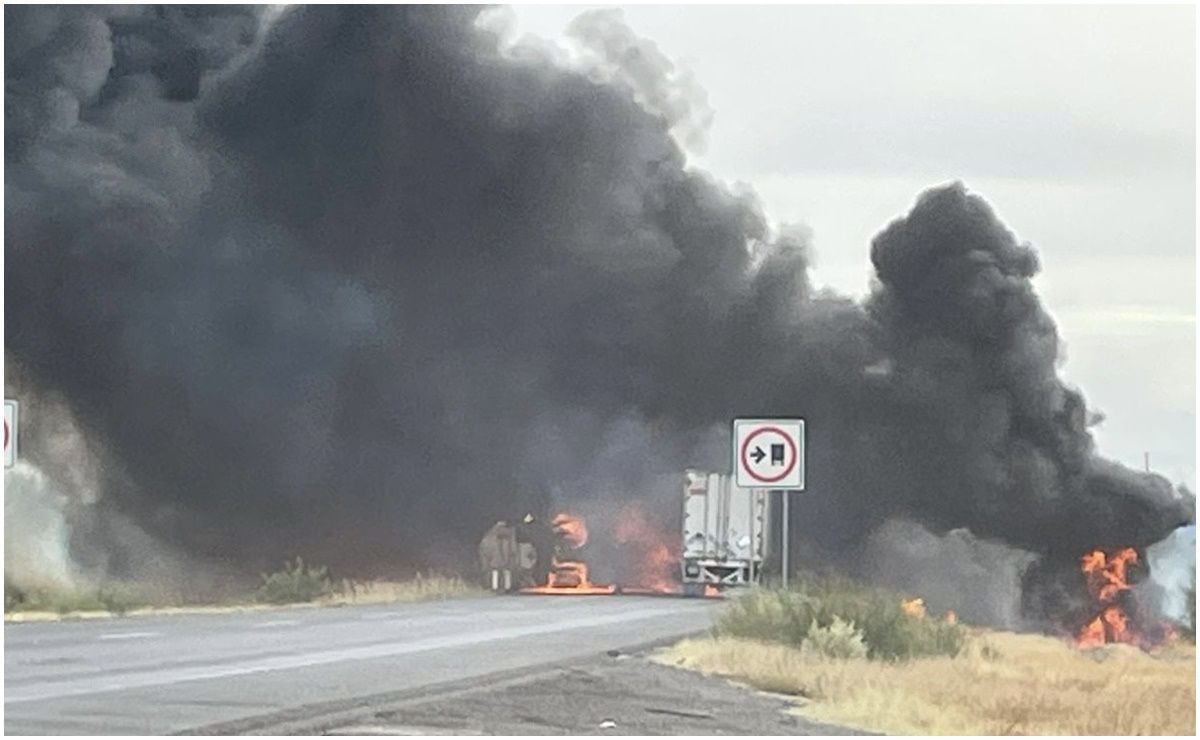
750,443,788,466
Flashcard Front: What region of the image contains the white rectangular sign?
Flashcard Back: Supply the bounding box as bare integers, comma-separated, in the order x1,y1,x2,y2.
4,400,18,469
732,418,804,489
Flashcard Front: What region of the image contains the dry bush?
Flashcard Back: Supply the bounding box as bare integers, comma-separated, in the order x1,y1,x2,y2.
800,616,869,660
327,573,482,605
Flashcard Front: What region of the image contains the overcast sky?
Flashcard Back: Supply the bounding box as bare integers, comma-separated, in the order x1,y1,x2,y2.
504,4,1197,489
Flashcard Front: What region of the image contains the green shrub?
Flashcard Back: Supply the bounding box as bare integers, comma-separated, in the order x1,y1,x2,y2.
4,579,144,614
799,616,869,659
256,557,333,604
96,586,143,615
5,581,28,611
715,573,964,660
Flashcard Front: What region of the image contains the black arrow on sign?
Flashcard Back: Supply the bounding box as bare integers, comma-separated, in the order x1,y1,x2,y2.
750,446,766,464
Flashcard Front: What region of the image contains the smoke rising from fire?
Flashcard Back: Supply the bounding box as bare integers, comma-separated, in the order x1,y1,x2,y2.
5,7,1193,616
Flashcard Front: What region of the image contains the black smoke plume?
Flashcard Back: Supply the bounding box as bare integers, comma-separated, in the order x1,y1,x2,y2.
5,6,1192,616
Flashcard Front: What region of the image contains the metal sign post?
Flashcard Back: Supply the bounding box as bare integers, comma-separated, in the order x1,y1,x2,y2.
748,487,756,586
781,490,790,589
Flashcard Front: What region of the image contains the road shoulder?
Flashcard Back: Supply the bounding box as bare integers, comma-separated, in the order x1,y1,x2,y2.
194,645,864,736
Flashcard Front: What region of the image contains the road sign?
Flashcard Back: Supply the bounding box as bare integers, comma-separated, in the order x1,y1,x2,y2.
4,400,18,469
733,418,804,489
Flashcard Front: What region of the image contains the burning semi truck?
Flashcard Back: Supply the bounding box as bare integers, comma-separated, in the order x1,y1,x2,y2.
477,469,770,596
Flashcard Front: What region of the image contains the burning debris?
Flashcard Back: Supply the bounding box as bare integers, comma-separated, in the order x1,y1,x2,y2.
521,513,617,595
1078,548,1139,647
1074,547,1176,650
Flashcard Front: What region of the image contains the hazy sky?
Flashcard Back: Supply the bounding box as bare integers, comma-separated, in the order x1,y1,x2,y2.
504,4,1197,489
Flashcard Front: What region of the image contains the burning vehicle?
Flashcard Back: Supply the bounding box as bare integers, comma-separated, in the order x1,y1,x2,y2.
479,472,754,597
519,513,617,595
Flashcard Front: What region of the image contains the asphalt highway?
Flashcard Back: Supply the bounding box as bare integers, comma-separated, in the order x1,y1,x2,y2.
4,595,721,735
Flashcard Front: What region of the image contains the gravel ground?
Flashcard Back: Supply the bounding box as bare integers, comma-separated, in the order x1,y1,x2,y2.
309,649,864,736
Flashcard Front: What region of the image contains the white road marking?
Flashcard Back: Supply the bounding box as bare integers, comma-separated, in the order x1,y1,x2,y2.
97,632,159,641
358,611,477,623
7,607,684,704
252,619,300,628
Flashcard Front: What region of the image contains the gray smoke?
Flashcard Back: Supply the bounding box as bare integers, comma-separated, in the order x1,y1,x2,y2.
565,8,714,154
5,6,1193,620
860,519,1036,628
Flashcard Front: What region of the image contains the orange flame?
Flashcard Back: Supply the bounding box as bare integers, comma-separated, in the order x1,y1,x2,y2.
519,508,722,598
527,557,615,595
614,503,681,592
552,513,588,549
1076,547,1143,648
901,597,927,618
519,512,615,595
901,597,956,624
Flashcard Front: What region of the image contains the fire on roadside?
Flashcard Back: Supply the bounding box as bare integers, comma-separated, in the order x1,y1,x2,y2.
901,597,927,618
1073,547,1177,650
1075,547,1147,648
522,558,618,595
901,596,956,625
519,506,721,598
520,512,617,595
613,503,679,592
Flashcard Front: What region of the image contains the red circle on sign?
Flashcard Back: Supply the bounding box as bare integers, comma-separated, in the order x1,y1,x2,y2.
740,426,798,484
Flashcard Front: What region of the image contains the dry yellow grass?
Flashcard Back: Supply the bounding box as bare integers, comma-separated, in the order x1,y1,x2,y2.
658,631,1196,735
5,575,484,622
325,574,483,606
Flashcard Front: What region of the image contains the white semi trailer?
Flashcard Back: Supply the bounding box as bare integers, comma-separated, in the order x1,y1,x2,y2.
680,469,770,591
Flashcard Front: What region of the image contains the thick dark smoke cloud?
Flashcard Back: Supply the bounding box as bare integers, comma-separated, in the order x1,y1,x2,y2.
5,6,1193,603
863,185,1191,555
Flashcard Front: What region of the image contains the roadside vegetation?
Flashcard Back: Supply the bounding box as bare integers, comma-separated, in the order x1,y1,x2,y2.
6,560,483,621
5,581,144,616
327,573,481,606
255,557,334,604
253,558,482,606
662,573,1196,735
664,631,1195,735
715,573,964,660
